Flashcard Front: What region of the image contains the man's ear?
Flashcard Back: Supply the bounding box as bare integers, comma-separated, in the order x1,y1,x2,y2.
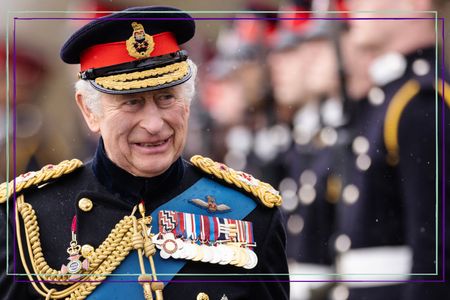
75,92,101,133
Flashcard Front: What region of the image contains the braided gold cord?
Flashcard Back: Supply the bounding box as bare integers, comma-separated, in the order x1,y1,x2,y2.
0,159,83,204
15,194,146,299
95,61,189,91
190,155,282,208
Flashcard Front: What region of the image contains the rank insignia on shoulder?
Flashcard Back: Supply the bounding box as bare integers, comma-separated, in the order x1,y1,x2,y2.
190,155,282,208
152,210,258,269
189,195,231,213
0,159,83,204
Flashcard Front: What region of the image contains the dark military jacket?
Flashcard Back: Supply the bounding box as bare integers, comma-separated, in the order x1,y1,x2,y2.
0,141,289,300
331,47,450,299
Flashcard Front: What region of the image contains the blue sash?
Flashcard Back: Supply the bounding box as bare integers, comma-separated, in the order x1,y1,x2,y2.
88,177,257,299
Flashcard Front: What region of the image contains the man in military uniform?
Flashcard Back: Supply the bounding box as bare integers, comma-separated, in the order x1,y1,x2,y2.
328,0,450,299
0,6,289,300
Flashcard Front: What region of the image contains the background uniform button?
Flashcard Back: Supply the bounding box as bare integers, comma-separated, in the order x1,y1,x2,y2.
78,198,93,212
412,58,430,76
287,214,304,235
197,292,209,300
335,234,352,253
368,87,385,106
331,284,349,300
352,136,370,155
356,154,372,171
342,184,360,204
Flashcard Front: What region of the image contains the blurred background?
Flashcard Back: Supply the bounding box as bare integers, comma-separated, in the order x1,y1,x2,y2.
1,0,449,299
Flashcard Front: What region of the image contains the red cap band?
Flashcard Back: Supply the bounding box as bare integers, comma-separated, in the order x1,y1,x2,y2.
80,31,180,71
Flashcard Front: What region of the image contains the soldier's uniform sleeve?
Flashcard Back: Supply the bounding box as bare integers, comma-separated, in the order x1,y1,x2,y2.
397,86,450,299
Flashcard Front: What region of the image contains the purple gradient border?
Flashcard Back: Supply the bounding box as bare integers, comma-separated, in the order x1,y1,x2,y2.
8,14,447,285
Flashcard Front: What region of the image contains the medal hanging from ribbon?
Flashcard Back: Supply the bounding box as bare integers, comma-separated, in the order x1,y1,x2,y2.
60,215,90,280
152,210,258,269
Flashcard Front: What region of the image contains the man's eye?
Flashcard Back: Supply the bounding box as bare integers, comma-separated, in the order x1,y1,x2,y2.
156,94,177,106
124,99,143,106
157,94,176,101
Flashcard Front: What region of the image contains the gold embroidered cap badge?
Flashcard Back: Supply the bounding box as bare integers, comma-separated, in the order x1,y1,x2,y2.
126,22,155,59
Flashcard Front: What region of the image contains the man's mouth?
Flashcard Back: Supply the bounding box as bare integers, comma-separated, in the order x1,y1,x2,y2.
136,137,170,148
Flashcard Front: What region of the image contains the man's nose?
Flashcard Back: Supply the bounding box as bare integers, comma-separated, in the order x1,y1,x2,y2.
139,101,164,134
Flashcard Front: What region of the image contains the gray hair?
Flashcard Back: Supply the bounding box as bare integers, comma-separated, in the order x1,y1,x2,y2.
75,59,198,115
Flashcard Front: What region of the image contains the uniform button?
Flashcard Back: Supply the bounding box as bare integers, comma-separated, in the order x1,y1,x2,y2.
300,169,317,186
81,244,95,258
196,292,209,300
281,190,298,212
342,184,360,204
319,126,338,146
412,58,430,76
368,87,385,106
356,154,372,171
352,136,370,155
331,284,349,300
78,198,93,212
279,177,298,193
298,184,316,205
335,234,351,253
287,214,304,235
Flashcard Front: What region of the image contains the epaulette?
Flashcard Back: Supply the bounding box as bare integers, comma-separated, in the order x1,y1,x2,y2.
0,159,83,204
190,155,282,208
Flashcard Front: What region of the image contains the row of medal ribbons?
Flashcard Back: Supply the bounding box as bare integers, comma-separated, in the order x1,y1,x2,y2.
152,210,258,269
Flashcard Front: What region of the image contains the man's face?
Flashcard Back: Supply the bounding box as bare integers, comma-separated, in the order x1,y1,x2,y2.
81,86,190,177
268,44,309,106
347,0,416,50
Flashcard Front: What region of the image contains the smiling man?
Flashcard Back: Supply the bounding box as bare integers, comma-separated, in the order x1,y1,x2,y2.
0,6,289,300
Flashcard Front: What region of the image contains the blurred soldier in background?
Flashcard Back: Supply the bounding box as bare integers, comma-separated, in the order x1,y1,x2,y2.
0,41,75,182
268,0,351,298
328,0,450,299
202,5,287,186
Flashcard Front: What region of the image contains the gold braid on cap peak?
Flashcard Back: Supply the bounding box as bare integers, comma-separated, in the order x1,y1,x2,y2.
0,159,83,204
190,155,282,208
95,61,189,91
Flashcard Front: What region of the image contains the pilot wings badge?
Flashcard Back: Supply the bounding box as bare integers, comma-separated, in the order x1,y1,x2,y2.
189,196,231,213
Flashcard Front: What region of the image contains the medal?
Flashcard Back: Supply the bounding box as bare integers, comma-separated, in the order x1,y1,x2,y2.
244,248,258,269
209,244,222,264
219,244,234,265
192,244,204,261
200,244,213,263
155,210,259,269
236,247,249,268
60,216,89,280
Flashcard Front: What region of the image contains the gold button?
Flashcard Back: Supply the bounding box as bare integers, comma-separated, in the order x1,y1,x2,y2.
78,198,93,212
196,292,209,300
81,244,94,258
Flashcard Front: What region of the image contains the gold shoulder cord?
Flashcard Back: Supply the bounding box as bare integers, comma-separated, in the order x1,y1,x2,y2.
384,78,450,166
0,159,83,204
383,80,420,166
7,160,163,299
190,155,282,208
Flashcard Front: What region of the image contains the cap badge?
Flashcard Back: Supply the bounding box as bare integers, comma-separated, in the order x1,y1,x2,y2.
126,22,155,59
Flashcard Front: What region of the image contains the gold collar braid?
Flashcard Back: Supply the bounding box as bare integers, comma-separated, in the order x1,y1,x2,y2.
15,195,162,299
